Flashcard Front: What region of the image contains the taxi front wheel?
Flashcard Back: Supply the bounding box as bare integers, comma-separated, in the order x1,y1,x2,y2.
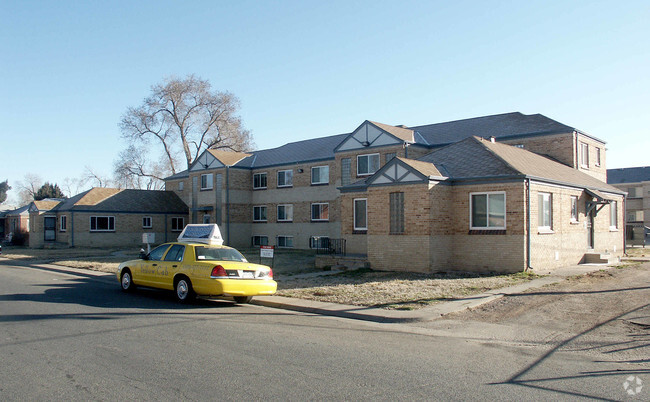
120,269,136,292
175,277,195,303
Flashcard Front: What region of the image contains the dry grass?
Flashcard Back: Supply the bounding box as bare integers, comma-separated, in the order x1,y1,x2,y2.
625,246,649,258
277,269,540,310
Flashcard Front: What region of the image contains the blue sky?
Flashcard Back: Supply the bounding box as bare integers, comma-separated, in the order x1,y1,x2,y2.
1,0,649,205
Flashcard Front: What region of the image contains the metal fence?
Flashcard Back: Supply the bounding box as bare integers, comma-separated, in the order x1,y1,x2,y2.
314,238,346,255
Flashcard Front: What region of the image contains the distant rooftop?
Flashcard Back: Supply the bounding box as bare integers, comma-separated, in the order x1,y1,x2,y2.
607,166,650,184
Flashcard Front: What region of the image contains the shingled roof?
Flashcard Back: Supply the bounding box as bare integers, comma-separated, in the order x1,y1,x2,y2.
54,188,188,213
418,137,622,193
607,166,650,184
166,112,591,178
409,112,582,146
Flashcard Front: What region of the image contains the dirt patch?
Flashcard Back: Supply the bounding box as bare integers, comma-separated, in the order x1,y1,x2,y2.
277,269,540,310
444,262,650,361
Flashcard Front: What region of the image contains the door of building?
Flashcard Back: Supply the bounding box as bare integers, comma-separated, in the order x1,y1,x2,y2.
44,216,56,242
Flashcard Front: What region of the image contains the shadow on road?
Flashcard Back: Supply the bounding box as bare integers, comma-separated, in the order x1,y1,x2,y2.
492,302,650,401
0,262,285,318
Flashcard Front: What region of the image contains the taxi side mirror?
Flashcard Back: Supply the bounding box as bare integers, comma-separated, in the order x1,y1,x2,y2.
139,250,148,260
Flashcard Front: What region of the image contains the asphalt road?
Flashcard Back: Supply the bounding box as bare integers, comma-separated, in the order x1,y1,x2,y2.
0,262,643,401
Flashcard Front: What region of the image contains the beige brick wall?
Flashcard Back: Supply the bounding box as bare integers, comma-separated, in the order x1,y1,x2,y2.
30,212,189,249
501,133,575,168
576,134,607,182
529,182,623,270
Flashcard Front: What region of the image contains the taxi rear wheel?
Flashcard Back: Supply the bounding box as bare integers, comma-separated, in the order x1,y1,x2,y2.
120,269,136,292
233,296,253,304
174,277,195,303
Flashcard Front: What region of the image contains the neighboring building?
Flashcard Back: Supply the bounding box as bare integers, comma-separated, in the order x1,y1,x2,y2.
164,112,622,273
1,204,31,242
607,166,650,245
28,188,188,248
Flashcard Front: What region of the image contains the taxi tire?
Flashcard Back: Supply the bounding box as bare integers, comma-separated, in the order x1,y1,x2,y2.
120,269,136,292
174,276,195,303
233,296,253,304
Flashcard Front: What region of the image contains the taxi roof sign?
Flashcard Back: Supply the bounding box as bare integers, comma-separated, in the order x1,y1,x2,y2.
177,224,224,245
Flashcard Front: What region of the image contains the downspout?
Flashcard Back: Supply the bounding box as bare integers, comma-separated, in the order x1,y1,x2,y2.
526,178,531,271
623,194,627,255
70,211,75,247
226,166,230,246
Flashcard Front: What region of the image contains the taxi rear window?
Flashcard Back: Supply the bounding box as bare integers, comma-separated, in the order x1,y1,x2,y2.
195,246,247,262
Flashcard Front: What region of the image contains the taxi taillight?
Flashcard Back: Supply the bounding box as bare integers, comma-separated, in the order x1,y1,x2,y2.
211,265,227,277
268,268,273,279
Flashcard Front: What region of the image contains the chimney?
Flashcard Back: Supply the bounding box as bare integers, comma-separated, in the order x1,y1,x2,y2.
490,136,496,143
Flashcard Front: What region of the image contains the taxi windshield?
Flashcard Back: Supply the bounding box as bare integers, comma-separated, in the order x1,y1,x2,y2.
195,246,247,262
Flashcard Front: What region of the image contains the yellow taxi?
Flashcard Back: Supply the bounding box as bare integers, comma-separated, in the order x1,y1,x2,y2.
117,224,277,303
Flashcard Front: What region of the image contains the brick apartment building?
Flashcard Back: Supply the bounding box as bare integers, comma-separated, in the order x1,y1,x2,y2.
165,112,624,273
607,166,650,245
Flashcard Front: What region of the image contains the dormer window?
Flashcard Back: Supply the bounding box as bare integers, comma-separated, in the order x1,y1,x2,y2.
357,153,380,176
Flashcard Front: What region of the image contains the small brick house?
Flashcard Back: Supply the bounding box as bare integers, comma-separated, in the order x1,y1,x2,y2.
28,188,188,248
164,112,623,273
1,204,31,242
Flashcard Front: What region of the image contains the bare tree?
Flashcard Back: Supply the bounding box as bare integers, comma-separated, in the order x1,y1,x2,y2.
117,74,254,188
16,173,43,205
61,176,86,198
113,145,166,190
83,166,114,189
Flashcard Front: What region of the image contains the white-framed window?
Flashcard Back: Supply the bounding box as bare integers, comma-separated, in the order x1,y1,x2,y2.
90,216,115,232
595,147,601,167
357,153,380,176
470,192,506,230
310,236,329,249
201,173,213,190
277,170,293,188
178,181,184,191
311,166,329,185
354,198,367,231
60,215,67,232
580,142,589,168
142,216,152,228
253,206,267,222
538,193,552,230
276,236,294,248
610,201,618,229
277,204,293,222
390,192,405,234
252,235,268,247
253,172,267,189
570,196,579,222
311,203,329,221
171,217,184,232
